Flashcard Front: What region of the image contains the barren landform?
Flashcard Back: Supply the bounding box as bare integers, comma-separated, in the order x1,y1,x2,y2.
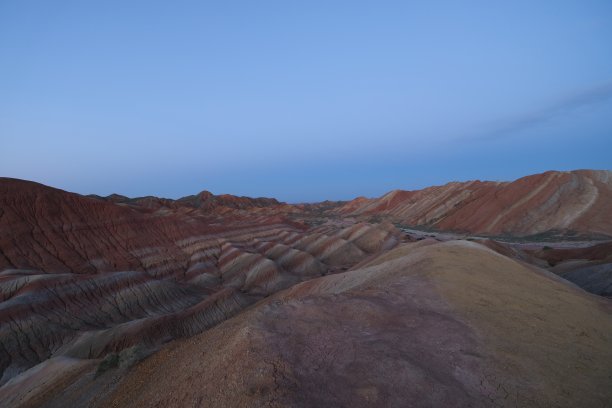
0,170,611,407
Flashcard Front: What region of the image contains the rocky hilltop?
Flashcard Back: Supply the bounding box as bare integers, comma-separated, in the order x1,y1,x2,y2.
0,171,611,407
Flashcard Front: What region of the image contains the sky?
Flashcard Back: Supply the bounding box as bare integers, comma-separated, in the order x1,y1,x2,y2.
1,1,611,202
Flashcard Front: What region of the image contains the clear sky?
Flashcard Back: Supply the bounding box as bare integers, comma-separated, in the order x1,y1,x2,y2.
1,1,611,202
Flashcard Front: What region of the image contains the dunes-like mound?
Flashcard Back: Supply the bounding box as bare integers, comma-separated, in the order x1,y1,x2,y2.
105,241,612,407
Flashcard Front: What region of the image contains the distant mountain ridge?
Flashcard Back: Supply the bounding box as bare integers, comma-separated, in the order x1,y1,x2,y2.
337,169,612,237
88,189,282,211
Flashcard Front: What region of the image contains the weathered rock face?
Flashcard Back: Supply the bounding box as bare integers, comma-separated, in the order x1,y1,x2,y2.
338,170,612,236
1,178,189,275
0,269,252,386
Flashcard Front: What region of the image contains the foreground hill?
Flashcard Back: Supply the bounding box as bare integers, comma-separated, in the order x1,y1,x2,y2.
16,241,609,407
338,170,612,237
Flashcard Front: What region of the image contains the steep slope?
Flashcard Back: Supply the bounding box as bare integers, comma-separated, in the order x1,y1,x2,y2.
0,178,298,276
0,178,192,275
104,240,612,408
339,170,612,236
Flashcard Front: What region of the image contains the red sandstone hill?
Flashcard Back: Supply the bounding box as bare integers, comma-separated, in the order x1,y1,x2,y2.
337,169,612,236
0,178,299,275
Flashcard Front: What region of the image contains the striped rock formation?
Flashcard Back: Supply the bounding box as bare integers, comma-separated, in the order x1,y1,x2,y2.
0,178,400,391
0,171,610,407
338,170,612,236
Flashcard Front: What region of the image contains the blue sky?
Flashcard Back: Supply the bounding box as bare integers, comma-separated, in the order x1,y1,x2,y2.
1,1,611,202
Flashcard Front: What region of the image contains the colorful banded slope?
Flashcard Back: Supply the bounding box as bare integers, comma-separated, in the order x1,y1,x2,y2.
0,178,400,393
105,240,612,408
339,170,612,236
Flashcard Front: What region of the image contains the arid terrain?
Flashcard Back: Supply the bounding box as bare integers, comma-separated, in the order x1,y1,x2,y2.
0,169,611,407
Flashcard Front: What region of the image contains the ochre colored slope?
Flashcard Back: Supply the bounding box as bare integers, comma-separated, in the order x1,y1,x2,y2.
107,241,612,408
